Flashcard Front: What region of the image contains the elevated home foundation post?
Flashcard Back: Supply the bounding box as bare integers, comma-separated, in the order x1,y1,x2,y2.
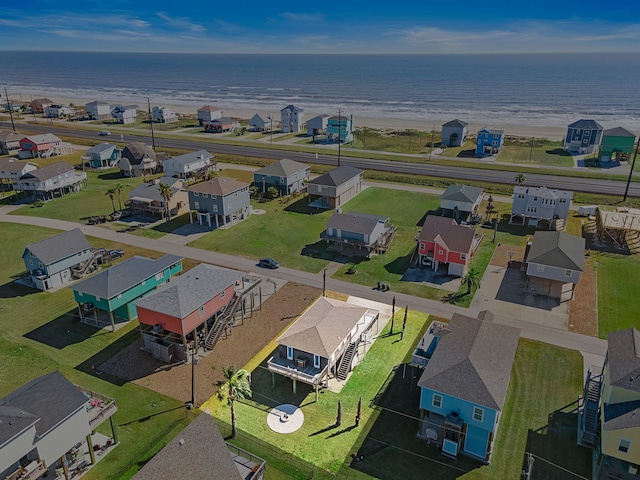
272,372,275,387
315,384,319,402
110,416,118,443
293,378,297,394
109,311,115,332
86,434,96,464
78,304,83,322
60,456,69,480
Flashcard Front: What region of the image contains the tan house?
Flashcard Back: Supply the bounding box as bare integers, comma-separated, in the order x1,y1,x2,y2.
126,177,187,218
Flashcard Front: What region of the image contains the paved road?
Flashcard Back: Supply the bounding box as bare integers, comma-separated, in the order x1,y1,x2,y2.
0,213,606,356
4,121,638,198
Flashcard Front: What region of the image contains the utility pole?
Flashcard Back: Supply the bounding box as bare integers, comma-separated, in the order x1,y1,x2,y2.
623,139,639,202
429,124,435,160
4,88,16,132
190,345,197,407
529,137,534,162
269,114,273,146
147,97,156,151
337,108,342,167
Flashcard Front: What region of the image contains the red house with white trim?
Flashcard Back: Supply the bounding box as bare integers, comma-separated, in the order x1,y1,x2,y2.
134,264,244,363
417,215,481,277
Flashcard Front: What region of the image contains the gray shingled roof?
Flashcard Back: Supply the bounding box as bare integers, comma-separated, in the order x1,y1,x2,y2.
478,127,503,135
24,228,90,265
0,158,36,172
134,264,243,319
254,158,309,177
568,119,603,130
86,143,118,155
418,215,476,254
442,119,468,128
121,142,156,164
277,297,374,358
133,414,242,480
308,166,363,187
22,133,61,144
603,400,640,431
326,212,389,236
513,186,573,201
0,130,22,143
607,328,640,394
72,254,183,300
440,184,483,204
188,176,249,196
86,100,110,106
209,117,238,124
20,161,74,182
167,150,213,167
417,312,520,411
526,231,585,271
0,371,88,438
0,405,39,446
129,177,183,202
281,104,303,112
603,127,636,138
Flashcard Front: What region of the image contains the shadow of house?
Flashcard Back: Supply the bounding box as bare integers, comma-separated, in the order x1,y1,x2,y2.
24,308,101,349
524,406,592,480
495,267,560,311
283,196,320,214
97,171,123,181
246,355,315,409
0,280,40,298
300,240,349,263
384,251,413,276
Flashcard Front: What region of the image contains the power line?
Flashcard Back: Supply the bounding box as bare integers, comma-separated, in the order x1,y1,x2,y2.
526,452,590,480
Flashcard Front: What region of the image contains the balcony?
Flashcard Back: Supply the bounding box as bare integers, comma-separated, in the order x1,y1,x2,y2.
76,386,118,428
227,443,266,480
267,355,328,386
5,459,46,480
412,320,448,368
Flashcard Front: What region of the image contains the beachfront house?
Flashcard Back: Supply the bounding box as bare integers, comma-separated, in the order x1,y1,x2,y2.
280,104,304,133
82,143,121,169
321,211,396,255
268,297,380,397
0,158,38,190
14,161,87,201
197,105,223,125
133,413,265,480
72,254,183,330
510,186,573,230
249,113,271,132
111,104,138,124
579,327,640,480
44,104,75,118
327,114,354,143
0,371,118,480
85,100,111,120
253,158,310,196
564,119,603,154
135,264,245,362
203,118,240,133
127,176,188,219
18,134,72,159
0,129,22,154
29,98,53,114
188,176,251,229
119,142,157,177
22,228,93,290
416,215,481,276
475,127,504,157
439,184,483,219
441,119,469,147
163,150,215,180
524,231,585,301
417,311,519,462
306,115,329,137
152,106,178,124
307,166,363,209
599,127,637,163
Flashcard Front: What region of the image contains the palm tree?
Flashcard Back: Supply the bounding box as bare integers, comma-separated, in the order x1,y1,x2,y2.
461,267,481,295
105,187,117,213
215,366,252,438
158,182,173,222
515,172,526,185
114,183,126,211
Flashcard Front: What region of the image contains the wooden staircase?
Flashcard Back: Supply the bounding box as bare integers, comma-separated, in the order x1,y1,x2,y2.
204,294,242,351
336,341,358,381
552,218,566,231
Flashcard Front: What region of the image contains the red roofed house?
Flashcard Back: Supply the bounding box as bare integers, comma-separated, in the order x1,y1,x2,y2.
417,215,482,277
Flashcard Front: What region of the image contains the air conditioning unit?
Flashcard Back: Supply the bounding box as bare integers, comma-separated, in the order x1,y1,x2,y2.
296,358,307,368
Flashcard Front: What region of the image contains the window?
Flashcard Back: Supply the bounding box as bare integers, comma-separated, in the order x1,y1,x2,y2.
518,194,525,199
280,177,285,183
533,197,538,202
220,290,225,299
461,253,467,260
432,394,442,408
193,191,199,197
618,438,631,454
212,195,217,199
141,280,146,286
155,272,164,281
199,305,205,317
473,407,484,422
201,193,208,199
314,354,320,368
537,264,545,272
559,198,566,203
564,269,572,277
438,249,443,255
286,346,293,360
194,201,199,209
213,205,218,212
585,131,590,136
117,294,122,299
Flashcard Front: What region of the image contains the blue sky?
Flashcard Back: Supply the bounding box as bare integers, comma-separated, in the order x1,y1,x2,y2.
1,0,640,53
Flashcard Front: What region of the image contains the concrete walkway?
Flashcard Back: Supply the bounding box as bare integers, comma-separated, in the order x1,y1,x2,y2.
0,213,607,356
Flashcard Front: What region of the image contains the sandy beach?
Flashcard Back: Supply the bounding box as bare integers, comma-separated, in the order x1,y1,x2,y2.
25,92,568,141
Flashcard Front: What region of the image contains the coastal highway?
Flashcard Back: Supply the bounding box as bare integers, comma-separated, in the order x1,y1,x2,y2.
4,121,639,198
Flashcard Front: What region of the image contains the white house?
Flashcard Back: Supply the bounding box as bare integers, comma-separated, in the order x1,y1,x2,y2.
163,150,215,179
439,184,483,219
111,105,138,124
280,105,304,133
510,186,573,229
85,101,111,120
306,115,329,136
152,106,178,123
44,104,75,118
198,105,223,125
250,113,274,132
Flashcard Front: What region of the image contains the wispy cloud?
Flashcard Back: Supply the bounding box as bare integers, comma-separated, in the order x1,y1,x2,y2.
156,12,206,32
280,12,325,22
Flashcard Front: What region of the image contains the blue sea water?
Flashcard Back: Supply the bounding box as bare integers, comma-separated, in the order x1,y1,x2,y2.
1,51,639,129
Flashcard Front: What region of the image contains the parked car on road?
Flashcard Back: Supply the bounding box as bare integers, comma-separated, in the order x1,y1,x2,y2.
258,258,279,269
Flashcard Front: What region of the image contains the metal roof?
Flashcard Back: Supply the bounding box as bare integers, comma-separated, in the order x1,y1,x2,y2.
166,150,213,167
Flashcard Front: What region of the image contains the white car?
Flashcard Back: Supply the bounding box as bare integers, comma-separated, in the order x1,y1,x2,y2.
99,130,111,136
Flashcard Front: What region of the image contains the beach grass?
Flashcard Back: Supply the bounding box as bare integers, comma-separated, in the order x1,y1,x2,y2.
351,128,437,154
498,138,574,167
0,223,197,480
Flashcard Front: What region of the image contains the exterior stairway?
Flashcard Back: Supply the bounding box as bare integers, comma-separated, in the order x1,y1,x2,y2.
336,341,358,381
204,294,242,351
553,218,566,231
578,367,603,447
72,254,98,279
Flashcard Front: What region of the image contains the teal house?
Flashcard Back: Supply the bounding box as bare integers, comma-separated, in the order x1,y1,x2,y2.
82,143,122,169
416,311,519,463
327,114,354,143
72,254,183,330
599,127,636,163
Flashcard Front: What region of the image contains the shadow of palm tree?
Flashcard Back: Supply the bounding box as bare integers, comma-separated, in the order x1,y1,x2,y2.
441,292,466,304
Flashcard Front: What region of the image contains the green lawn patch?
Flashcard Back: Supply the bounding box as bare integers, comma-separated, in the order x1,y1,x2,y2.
351,128,437,155
498,138,574,167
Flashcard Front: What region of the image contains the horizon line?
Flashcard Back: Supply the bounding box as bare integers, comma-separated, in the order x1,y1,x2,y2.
0,50,639,55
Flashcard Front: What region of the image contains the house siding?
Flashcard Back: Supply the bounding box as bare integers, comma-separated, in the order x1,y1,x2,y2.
36,407,90,467
475,130,504,157
254,168,310,196
564,125,603,154
600,134,636,162
601,427,640,461
442,125,468,147
526,262,580,284
1,425,38,475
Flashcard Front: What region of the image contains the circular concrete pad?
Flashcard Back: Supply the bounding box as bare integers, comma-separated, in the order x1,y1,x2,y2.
252,209,267,215
267,404,304,434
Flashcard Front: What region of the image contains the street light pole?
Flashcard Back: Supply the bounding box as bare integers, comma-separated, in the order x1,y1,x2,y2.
624,139,639,202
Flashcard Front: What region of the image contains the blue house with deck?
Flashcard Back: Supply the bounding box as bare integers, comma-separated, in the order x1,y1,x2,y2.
475,127,504,157
253,158,310,196
415,311,520,462
564,119,603,154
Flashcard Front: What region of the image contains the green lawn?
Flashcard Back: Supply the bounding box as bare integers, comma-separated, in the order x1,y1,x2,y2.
0,223,197,480
351,128,436,155
498,139,574,167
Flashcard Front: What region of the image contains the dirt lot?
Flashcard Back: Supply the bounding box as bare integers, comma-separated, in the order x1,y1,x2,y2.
99,283,321,406
568,259,597,336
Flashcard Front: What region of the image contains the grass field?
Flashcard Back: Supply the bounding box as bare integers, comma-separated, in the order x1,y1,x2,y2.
0,223,198,480
498,138,574,167
351,128,437,154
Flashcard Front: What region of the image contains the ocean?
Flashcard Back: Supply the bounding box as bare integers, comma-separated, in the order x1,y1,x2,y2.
1,51,639,129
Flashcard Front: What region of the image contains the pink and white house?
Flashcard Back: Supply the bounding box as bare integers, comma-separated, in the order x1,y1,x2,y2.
417,215,482,277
